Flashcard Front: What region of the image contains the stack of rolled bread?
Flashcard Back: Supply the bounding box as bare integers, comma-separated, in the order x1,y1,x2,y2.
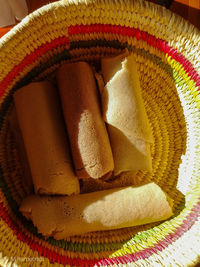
12,53,173,239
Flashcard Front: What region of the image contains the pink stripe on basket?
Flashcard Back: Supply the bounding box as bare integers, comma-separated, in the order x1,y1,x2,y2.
97,201,200,266
0,36,69,98
0,24,199,99
68,24,200,89
0,202,98,266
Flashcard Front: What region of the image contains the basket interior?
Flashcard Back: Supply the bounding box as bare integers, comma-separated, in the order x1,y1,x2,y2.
0,32,189,247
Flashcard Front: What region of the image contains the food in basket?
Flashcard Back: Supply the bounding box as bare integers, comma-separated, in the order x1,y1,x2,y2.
8,105,33,193
14,55,172,239
57,61,114,179
20,182,173,239
14,81,80,195
100,53,153,175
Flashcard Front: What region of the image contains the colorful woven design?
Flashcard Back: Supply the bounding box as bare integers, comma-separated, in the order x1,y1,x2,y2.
0,0,200,266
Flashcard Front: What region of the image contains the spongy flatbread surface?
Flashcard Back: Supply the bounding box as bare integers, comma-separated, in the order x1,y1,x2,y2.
57,62,114,179
20,182,173,239
14,81,80,195
101,54,153,174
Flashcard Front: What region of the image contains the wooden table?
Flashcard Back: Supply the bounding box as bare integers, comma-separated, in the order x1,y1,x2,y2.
170,0,200,29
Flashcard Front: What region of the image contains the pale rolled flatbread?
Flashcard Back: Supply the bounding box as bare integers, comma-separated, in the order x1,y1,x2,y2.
57,62,114,179
14,81,80,195
20,182,173,239
101,54,153,175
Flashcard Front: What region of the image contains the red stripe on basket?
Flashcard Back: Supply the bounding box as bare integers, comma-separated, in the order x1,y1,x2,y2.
97,201,200,266
0,36,69,98
0,200,200,266
68,24,200,89
0,25,200,100
0,202,99,266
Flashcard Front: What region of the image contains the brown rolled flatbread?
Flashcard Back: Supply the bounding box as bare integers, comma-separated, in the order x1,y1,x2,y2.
14,81,80,195
101,54,153,175
20,182,173,239
8,105,33,193
57,62,114,179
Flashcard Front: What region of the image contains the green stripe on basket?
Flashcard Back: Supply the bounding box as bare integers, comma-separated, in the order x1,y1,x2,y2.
0,40,186,253
70,39,173,77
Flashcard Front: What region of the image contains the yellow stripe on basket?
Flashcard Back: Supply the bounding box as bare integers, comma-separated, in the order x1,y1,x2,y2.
166,56,200,109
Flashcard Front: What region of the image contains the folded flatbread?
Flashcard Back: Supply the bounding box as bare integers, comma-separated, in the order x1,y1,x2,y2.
101,54,153,175
57,62,114,179
20,182,173,239
14,81,80,195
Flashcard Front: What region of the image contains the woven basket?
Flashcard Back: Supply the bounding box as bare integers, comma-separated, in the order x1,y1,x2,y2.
0,0,200,266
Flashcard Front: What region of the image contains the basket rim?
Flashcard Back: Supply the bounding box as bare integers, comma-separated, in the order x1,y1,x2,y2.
1,0,200,45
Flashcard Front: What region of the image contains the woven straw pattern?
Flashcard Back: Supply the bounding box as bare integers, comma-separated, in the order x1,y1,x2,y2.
0,0,200,266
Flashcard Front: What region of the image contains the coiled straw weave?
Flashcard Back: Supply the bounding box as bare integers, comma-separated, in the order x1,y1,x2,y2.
0,0,200,266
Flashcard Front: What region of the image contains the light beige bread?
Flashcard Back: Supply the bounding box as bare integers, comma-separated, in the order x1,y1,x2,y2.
101,54,153,175
14,81,80,195
20,182,173,239
57,62,114,179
